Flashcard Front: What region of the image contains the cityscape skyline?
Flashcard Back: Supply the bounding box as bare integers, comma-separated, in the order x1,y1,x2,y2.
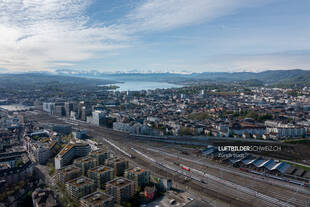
0,0,310,73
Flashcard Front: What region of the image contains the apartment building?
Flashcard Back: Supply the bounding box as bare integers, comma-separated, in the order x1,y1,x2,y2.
74,156,97,176
88,165,114,189
105,157,128,177
65,176,95,201
55,143,90,169
80,191,114,207
89,148,111,166
125,167,150,188
56,165,82,184
33,143,50,164
106,177,136,204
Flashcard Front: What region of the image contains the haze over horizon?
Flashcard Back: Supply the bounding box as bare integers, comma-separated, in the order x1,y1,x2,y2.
1,0,310,73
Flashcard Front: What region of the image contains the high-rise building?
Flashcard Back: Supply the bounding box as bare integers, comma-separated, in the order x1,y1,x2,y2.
106,177,136,204
55,105,65,116
42,102,55,114
64,102,74,118
78,102,92,121
88,165,114,189
90,111,105,126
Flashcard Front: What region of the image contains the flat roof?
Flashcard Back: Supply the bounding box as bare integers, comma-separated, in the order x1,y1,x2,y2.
59,165,80,174
58,144,74,157
88,165,112,173
90,148,107,154
66,176,94,187
114,157,127,163
81,191,113,204
107,177,132,188
74,156,96,163
127,167,146,174
58,143,89,157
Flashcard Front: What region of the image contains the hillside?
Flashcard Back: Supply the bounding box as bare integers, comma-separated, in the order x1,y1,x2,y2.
1,69,309,88
0,73,116,89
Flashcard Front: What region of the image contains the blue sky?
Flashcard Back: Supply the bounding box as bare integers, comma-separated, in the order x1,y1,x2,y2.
0,0,309,73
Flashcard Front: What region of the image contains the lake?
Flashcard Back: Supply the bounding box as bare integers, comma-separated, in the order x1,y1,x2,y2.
112,81,183,91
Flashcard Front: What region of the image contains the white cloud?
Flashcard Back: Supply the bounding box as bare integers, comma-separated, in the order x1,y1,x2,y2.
1,0,293,72
126,0,269,31
0,0,129,71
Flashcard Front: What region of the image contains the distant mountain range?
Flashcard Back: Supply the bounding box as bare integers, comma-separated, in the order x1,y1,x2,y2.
54,69,310,87
0,73,116,89
1,69,309,88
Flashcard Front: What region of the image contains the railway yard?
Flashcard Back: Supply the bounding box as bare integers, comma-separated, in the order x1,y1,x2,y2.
24,111,310,207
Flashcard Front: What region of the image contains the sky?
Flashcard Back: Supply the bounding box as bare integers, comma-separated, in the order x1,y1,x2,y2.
0,0,310,73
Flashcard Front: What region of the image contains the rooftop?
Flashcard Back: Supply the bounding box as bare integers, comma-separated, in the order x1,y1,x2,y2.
114,157,127,163
59,165,80,174
127,167,146,174
58,144,74,157
88,165,112,173
66,176,94,187
81,191,113,204
107,177,132,188
49,140,57,148
74,156,96,163
58,143,89,157
90,148,107,155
